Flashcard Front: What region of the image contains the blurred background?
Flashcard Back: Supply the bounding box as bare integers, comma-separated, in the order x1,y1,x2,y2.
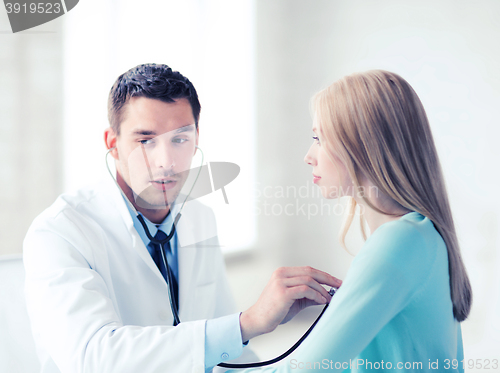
1,0,499,372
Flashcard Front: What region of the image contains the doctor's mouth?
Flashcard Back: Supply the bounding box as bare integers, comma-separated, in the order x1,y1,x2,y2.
150,178,178,191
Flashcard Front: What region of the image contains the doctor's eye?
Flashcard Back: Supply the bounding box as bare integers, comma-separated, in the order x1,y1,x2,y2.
172,137,189,144
139,139,155,146
312,136,320,145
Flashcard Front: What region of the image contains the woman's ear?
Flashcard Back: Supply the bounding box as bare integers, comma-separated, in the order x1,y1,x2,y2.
104,127,119,160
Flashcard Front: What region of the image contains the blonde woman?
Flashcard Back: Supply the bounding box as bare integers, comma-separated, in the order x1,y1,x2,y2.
234,70,471,372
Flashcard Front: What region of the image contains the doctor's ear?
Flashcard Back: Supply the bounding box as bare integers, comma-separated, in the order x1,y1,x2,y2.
104,127,119,160
194,127,199,155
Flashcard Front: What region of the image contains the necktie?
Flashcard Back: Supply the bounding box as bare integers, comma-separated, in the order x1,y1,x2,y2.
149,229,179,313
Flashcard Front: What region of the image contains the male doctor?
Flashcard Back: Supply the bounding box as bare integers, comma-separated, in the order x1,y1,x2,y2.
23,63,340,373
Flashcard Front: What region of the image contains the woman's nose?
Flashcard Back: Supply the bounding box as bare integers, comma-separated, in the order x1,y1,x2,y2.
304,143,316,166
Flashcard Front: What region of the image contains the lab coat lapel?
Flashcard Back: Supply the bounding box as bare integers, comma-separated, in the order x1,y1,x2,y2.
175,209,198,321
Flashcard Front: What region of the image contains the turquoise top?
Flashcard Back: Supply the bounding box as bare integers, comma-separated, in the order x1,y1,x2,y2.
232,212,464,373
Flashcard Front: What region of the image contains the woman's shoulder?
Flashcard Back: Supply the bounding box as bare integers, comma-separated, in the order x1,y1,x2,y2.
358,212,444,270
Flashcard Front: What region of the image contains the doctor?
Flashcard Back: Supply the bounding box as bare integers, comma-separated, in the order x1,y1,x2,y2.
23,63,340,373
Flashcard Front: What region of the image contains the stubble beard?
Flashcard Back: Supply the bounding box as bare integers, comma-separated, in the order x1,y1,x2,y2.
133,184,181,210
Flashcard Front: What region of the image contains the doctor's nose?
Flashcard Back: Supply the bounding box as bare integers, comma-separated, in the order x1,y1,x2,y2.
150,140,176,172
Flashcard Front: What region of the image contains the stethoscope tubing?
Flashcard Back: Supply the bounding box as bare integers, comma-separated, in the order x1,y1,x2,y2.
218,289,335,368
105,145,203,326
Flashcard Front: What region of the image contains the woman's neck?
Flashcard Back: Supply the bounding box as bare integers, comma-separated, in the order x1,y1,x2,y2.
353,177,413,234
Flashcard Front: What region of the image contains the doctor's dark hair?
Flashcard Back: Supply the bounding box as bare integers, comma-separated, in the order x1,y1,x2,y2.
108,63,201,135
313,70,472,322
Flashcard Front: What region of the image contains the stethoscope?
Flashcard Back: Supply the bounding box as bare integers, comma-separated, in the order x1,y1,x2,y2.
105,144,337,369
105,144,204,326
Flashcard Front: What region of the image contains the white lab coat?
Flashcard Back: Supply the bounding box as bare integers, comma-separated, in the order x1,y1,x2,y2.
23,177,256,373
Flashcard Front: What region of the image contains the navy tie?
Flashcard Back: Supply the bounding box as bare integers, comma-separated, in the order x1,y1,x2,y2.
149,229,179,313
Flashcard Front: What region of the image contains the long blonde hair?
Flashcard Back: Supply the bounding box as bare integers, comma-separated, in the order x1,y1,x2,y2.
313,70,472,322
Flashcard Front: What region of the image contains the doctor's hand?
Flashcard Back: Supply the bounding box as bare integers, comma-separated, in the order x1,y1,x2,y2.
239,266,342,342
